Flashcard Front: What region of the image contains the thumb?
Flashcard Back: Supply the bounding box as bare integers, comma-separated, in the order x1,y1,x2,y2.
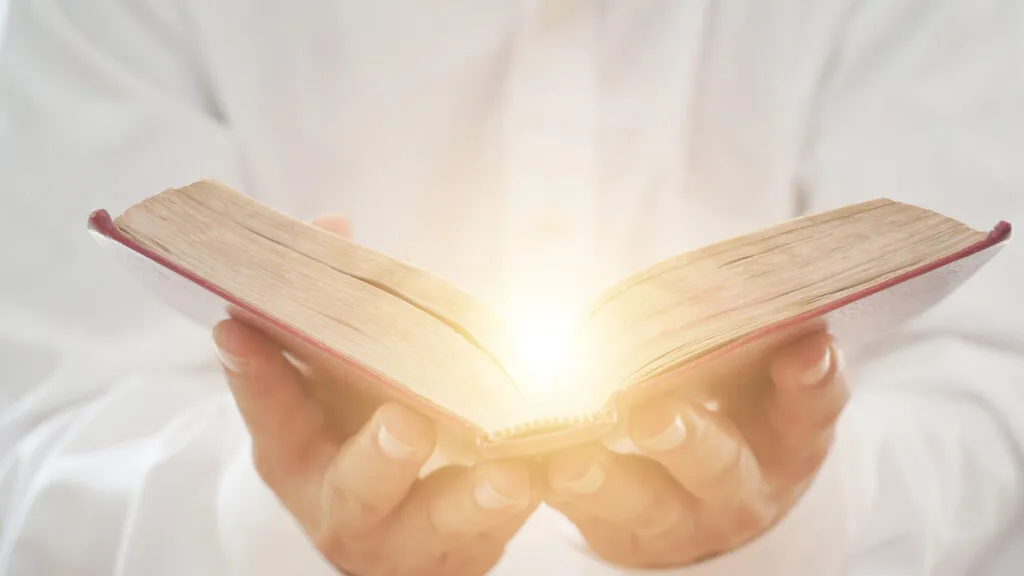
312,215,352,239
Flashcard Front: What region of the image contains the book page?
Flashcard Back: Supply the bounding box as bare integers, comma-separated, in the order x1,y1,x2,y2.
117,188,541,435
576,200,987,402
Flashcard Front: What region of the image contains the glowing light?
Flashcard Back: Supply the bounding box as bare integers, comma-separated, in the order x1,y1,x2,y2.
503,302,581,404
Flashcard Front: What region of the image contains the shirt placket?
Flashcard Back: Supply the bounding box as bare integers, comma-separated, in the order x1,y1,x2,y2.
499,0,600,315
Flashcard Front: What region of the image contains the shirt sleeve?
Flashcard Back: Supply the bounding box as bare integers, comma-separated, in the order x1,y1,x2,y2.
630,0,1024,574
0,1,335,574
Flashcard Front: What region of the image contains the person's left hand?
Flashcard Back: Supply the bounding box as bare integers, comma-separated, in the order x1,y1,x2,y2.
544,331,848,569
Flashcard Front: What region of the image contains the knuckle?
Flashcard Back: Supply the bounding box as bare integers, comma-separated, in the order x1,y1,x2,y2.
643,533,706,568
828,385,852,419
768,449,826,493
689,450,766,519
313,521,381,571
690,450,743,499
586,537,643,569
813,427,837,454
425,500,448,536
731,498,777,538
775,396,845,449
621,497,660,531
439,536,506,576
426,500,473,541
325,482,387,532
699,506,761,557
610,536,702,570
629,496,688,538
313,523,355,565
793,449,829,482
814,388,850,427
251,440,325,491
250,446,281,486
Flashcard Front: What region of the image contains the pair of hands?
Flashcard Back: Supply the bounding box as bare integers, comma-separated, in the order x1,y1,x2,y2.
211,216,849,576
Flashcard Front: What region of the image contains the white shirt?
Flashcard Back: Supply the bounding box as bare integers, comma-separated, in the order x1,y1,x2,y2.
2,0,1024,574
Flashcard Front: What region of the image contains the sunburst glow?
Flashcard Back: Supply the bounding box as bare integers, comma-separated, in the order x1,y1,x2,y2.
502,301,582,405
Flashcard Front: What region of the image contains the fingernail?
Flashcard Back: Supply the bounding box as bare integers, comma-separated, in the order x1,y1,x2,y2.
602,431,640,455
377,423,418,460
797,347,831,386
474,478,519,510
640,413,688,452
558,463,605,494
213,344,242,373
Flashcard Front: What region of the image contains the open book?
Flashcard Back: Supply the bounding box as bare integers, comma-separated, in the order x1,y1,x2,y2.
88,180,1012,458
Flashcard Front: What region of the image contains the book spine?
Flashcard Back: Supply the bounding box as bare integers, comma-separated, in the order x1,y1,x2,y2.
476,413,618,459
484,411,614,442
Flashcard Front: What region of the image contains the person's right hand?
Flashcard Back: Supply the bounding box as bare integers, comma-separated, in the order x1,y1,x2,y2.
212,216,539,576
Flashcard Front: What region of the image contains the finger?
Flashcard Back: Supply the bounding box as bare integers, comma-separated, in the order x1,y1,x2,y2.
312,214,352,239
440,508,537,576
317,402,436,541
438,535,508,576
213,319,334,489
629,401,768,517
485,504,539,544
547,501,640,567
391,460,535,560
768,332,849,462
548,498,706,569
547,444,693,538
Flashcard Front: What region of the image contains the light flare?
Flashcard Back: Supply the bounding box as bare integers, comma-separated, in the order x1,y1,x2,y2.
502,300,583,406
